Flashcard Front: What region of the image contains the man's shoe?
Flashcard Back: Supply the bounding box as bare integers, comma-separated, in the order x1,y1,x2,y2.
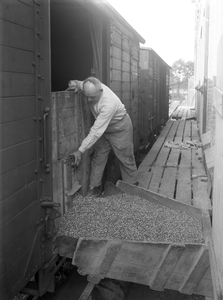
88,186,102,197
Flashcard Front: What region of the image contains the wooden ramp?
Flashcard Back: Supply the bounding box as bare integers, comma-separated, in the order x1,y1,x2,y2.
54,180,214,299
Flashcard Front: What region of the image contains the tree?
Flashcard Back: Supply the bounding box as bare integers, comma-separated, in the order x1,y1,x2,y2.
170,59,194,84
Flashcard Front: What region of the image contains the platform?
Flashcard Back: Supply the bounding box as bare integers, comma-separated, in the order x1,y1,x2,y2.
137,104,211,211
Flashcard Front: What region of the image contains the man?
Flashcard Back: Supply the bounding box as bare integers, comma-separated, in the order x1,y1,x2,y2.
67,77,137,196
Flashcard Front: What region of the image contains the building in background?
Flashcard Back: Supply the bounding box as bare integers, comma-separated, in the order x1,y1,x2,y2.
194,0,223,297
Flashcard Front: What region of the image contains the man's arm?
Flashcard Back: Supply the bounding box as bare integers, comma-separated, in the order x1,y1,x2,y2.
66,80,84,92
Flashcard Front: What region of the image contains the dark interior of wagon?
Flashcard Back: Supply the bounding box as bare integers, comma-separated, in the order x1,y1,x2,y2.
50,0,93,91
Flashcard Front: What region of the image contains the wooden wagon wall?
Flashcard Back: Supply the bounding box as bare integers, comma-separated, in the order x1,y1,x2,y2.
110,21,140,150
139,49,170,145
51,91,92,215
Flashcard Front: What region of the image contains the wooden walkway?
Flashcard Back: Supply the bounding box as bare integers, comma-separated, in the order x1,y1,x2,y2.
137,104,211,211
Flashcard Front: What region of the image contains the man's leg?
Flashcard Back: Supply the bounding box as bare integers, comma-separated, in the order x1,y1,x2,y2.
105,114,137,184
90,135,111,188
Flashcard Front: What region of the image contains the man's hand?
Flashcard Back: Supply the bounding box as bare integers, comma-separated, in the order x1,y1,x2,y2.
66,80,79,92
69,150,82,166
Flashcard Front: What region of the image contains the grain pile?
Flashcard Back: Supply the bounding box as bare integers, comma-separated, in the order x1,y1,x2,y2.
57,193,204,243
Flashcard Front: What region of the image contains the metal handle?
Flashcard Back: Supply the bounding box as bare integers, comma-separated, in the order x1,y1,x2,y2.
43,107,51,173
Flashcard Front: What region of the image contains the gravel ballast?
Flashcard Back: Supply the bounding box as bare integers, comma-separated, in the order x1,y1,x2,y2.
57,193,204,244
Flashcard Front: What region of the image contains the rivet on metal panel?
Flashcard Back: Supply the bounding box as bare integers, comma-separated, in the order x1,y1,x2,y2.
34,169,38,174
38,75,41,79
39,117,42,121
36,221,39,225
39,138,42,142
40,179,43,183
33,117,37,121
32,62,36,67
41,219,44,223
39,158,43,162
37,32,40,36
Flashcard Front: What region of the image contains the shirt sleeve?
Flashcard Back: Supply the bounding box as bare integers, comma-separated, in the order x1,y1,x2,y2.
78,103,116,153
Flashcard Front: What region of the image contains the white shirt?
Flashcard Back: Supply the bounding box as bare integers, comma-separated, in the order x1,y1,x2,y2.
77,81,126,153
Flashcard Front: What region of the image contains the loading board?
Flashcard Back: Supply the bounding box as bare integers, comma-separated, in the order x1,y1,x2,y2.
137,117,211,212
54,181,214,299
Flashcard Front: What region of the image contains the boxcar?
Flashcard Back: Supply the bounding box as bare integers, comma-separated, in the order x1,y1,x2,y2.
0,0,145,299
139,47,171,145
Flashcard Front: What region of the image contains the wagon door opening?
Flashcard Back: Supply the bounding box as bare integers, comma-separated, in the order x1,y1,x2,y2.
50,0,94,91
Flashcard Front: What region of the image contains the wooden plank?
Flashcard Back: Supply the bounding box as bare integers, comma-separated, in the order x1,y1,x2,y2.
179,149,191,168
137,168,153,189
193,178,211,211
111,57,122,71
117,181,202,221
150,244,185,291
0,96,35,124
94,241,122,278
175,168,192,205
202,211,222,300
0,45,35,73
0,224,37,278
166,148,181,167
111,45,121,60
159,167,177,199
165,244,203,290
159,120,174,136
0,140,36,175
0,201,38,249
201,130,212,150
148,167,163,193
111,69,121,81
78,282,95,300
0,118,35,150
191,120,199,137
154,145,170,166
57,91,77,110
0,182,37,227
167,120,179,138
0,0,34,28
176,120,186,137
191,148,204,170
0,161,36,202
0,72,35,98
194,278,214,298
0,19,34,51
184,121,191,137
180,246,209,294
204,146,214,172
138,136,166,168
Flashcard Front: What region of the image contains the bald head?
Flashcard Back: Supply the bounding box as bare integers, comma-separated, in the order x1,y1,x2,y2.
83,77,103,104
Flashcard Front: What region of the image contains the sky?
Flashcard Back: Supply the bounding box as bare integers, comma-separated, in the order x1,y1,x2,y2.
108,0,196,66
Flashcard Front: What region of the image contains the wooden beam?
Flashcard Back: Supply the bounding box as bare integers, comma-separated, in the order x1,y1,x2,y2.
179,246,209,294
116,180,202,221
150,244,185,291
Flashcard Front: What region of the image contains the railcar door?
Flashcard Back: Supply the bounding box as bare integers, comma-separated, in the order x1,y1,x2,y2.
0,1,53,299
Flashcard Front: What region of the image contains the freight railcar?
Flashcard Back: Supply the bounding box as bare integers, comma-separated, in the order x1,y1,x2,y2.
139,47,171,146
0,0,145,299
